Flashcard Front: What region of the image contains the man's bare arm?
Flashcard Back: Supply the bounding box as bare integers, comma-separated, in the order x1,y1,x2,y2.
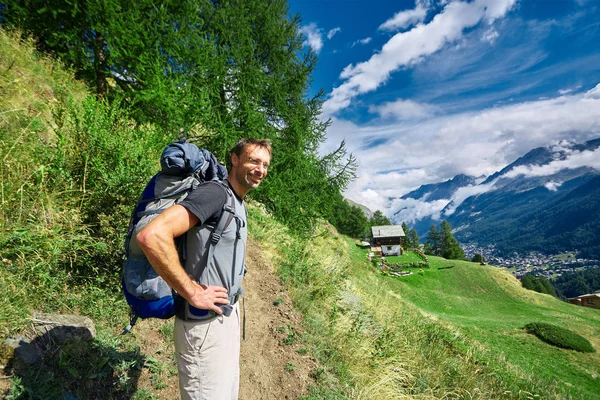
136,205,229,314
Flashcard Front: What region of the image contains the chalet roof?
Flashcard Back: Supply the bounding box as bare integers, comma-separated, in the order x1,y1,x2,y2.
569,293,600,300
371,225,405,238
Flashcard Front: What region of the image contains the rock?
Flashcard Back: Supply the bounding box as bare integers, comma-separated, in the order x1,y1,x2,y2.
3,335,43,368
31,312,96,344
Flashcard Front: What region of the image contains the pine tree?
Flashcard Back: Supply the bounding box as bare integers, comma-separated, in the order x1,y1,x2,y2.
370,210,392,226
426,224,441,256
408,228,420,250
401,222,410,247
440,220,464,260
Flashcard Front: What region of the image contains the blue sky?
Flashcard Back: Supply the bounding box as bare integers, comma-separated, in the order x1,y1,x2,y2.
288,0,600,220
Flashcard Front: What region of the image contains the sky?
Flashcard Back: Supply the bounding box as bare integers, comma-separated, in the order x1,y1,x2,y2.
287,0,600,220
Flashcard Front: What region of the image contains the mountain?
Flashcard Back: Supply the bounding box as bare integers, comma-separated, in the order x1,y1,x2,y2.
345,197,374,219
394,138,600,258
401,174,480,201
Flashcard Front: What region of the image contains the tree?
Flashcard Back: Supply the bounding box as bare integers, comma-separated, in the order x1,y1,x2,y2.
521,275,558,297
440,220,465,260
332,203,369,239
471,254,486,264
370,210,391,226
3,0,357,233
425,224,441,256
401,222,410,247
408,228,420,250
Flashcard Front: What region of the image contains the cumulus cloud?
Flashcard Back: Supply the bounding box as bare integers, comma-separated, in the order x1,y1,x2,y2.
300,23,323,53
443,181,498,216
389,198,449,223
323,0,518,116
328,27,341,40
379,0,430,32
369,99,438,119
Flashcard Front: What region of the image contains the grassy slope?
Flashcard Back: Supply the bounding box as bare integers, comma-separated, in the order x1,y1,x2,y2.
376,253,600,398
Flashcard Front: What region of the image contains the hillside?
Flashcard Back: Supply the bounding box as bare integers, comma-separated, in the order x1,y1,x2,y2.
2,28,600,400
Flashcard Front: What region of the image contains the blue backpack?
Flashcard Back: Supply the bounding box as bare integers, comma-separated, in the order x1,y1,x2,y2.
121,138,233,333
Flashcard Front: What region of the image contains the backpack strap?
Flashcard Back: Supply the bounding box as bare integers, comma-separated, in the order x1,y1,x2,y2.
205,190,236,269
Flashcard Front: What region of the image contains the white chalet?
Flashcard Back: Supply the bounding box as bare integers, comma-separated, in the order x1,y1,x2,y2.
371,225,406,256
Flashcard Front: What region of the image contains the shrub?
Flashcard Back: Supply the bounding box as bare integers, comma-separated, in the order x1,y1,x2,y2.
524,322,595,353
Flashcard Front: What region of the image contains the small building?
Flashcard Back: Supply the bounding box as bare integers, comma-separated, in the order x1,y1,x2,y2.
568,293,600,310
371,225,405,256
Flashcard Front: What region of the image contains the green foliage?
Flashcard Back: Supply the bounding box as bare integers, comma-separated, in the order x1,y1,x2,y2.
471,253,486,263
330,196,369,238
552,268,600,298
3,0,358,235
424,221,464,260
524,322,595,353
408,228,420,250
370,210,391,227
521,275,558,297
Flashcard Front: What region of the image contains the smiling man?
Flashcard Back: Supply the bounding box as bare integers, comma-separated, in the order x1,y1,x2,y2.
137,138,271,400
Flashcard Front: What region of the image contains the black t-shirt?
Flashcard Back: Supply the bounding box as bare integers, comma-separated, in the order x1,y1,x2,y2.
179,181,240,226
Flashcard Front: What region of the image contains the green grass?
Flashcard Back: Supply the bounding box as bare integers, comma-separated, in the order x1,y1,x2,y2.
383,251,423,264
374,253,600,399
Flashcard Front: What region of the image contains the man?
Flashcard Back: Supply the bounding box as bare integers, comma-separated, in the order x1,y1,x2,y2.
137,138,272,400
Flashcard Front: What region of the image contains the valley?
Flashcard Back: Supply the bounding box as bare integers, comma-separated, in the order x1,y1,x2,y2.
463,243,600,281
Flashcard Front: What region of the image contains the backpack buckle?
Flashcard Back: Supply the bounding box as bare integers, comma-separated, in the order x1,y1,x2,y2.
210,232,221,244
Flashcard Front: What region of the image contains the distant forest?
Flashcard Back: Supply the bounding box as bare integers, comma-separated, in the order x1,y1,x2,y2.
521,269,600,299
552,268,600,299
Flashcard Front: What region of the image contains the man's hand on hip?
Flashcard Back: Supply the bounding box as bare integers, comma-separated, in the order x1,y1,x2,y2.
188,282,230,314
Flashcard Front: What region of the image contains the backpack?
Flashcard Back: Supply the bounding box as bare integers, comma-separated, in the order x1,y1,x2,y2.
121,138,233,334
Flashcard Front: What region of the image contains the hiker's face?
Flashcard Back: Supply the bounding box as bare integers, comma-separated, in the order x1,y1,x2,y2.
232,145,271,190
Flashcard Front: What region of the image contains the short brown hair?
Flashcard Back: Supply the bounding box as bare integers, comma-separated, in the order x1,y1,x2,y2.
229,138,272,166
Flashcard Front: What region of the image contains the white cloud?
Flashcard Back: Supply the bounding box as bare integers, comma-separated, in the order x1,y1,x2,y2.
544,181,563,191
584,83,600,99
323,0,518,116
379,0,429,32
327,27,341,40
558,85,581,95
300,23,323,53
481,27,499,44
444,181,497,216
504,148,600,178
352,37,372,47
369,99,438,119
389,198,449,223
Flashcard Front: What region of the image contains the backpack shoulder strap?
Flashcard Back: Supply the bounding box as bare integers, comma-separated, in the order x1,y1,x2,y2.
204,183,236,267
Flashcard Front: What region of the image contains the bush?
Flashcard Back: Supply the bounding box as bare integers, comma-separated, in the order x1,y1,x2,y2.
524,322,595,353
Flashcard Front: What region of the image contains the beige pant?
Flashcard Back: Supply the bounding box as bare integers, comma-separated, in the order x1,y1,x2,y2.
174,303,240,400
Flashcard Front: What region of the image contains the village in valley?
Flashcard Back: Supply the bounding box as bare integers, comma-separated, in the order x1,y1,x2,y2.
462,243,600,279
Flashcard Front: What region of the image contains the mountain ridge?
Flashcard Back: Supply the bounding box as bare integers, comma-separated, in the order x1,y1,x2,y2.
392,138,600,258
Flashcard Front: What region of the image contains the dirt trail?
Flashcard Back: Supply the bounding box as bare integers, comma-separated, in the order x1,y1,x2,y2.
239,238,316,399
